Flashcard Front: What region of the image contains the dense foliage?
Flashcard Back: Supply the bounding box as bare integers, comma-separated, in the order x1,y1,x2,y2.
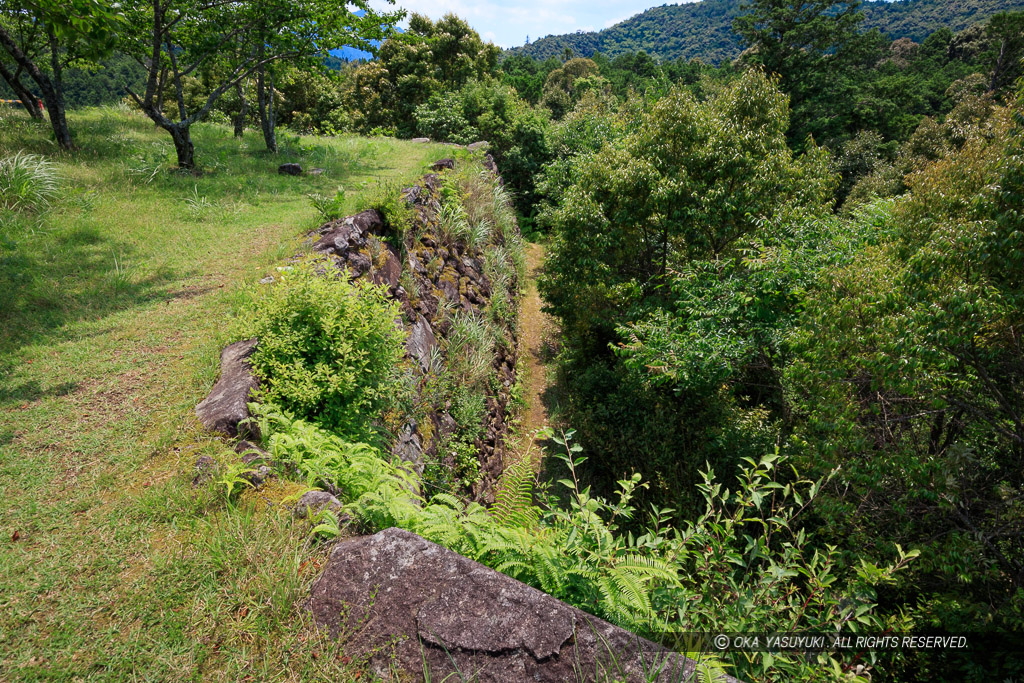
10,0,1024,678
503,0,1024,65
535,50,1024,681
236,260,404,443
257,407,916,682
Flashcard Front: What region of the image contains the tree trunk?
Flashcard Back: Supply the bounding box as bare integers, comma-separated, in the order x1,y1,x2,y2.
0,23,72,149
256,55,277,153
168,124,195,169
154,65,168,124
45,28,72,150
233,79,248,137
0,62,42,119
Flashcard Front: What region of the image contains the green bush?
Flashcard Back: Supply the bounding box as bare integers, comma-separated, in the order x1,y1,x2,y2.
236,259,405,442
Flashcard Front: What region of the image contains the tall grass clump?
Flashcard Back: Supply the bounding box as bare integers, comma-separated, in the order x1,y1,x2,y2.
445,312,495,390
0,152,58,212
436,202,471,245
235,257,406,443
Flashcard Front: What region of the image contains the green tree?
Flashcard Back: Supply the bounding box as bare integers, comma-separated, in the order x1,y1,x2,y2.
733,0,863,144
0,0,123,148
123,0,398,168
983,11,1024,93
539,57,605,119
343,13,499,137
538,70,834,512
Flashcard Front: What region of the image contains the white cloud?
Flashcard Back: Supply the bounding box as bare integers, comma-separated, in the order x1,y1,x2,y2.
369,0,676,49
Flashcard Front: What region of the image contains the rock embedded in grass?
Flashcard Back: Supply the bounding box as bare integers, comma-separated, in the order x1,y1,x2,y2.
292,490,344,519
195,338,260,439
191,455,217,486
277,163,303,176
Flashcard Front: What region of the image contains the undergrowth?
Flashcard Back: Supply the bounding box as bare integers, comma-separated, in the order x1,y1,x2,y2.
252,402,915,683
234,258,406,444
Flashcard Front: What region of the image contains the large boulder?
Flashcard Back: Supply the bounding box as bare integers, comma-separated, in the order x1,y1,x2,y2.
195,339,259,438
309,528,728,682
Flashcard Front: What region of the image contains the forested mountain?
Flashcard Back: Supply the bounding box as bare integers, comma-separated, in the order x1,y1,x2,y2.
505,0,1024,63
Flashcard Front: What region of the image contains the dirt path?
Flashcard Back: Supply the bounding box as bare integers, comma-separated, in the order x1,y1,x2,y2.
515,242,555,469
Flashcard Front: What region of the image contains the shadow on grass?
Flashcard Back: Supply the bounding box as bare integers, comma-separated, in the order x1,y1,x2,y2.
0,378,79,405
0,220,177,364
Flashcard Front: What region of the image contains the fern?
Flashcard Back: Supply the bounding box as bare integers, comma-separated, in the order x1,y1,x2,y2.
492,454,539,529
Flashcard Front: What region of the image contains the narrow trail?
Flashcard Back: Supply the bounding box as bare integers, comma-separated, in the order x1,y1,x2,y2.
514,242,555,470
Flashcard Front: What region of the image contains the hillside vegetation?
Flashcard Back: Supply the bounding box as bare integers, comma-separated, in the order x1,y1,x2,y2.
505,0,1024,63
1,0,1023,680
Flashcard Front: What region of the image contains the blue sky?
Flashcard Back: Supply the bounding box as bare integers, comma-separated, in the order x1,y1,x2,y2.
370,0,696,49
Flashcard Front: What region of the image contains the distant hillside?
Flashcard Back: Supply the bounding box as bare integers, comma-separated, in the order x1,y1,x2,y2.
505,0,1024,64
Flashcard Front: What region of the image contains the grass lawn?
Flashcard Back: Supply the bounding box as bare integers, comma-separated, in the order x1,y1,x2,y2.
0,107,442,680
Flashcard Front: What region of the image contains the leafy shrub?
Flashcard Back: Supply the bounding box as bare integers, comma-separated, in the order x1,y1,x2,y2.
255,406,913,682
309,188,347,221
415,90,478,144
413,79,552,211
0,152,59,212
236,259,405,442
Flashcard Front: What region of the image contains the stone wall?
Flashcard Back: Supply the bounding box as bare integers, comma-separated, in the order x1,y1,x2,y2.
196,155,519,503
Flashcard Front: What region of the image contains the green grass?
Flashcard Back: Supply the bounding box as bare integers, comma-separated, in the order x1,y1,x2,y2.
0,107,443,680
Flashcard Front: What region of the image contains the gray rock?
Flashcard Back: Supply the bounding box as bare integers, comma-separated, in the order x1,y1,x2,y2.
278,163,302,175
407,251,426,275
292,490,344,519
482,154,499,177
372,247,402,289
309,167,326,176
431,158,455,171
345,251,372,276
309,528,721,683
410,137,430,143
234,441,275,487
467,141,489,152
439,277,458,302
313,210,383,255
258,276,274,284
406,314,436,372
401,185,422,204
195,339,259,438
242,463,273,487
235,440,269,459
392,421,423,473
192,455,216,486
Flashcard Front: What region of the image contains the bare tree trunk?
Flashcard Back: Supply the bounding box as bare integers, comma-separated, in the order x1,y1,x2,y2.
154,65,168,125
0,61,42,119
256,50,277,153
989,38,1009,92
0,23,73,149
45,27,73,149
169,123,195,168
233,79,248,137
